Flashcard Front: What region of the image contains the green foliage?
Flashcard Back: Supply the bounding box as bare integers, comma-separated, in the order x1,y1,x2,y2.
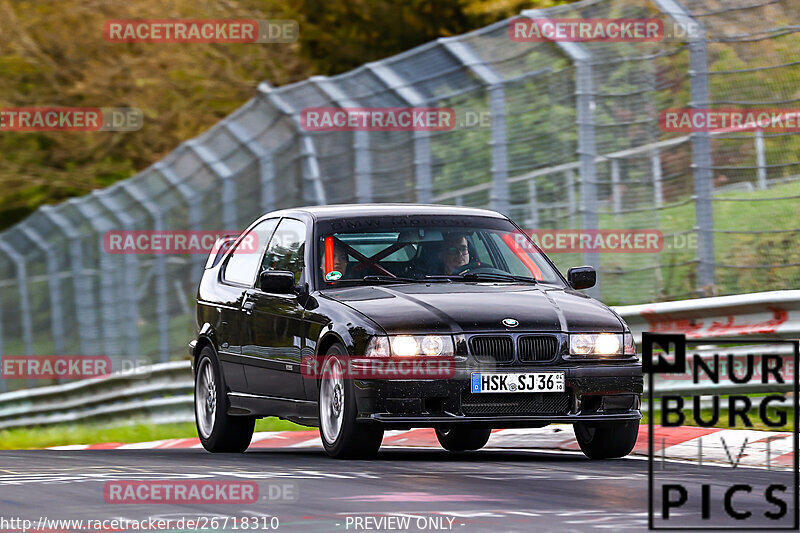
0,0,560,231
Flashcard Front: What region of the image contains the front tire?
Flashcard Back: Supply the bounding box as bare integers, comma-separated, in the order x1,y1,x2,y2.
195,346,255,453
435,426,491,452
574,420,639,459
318,343,384,459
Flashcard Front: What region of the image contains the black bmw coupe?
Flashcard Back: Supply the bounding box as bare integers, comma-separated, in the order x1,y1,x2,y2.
190,205,642,459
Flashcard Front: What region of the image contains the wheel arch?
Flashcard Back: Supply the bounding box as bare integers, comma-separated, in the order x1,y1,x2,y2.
192,322,220,374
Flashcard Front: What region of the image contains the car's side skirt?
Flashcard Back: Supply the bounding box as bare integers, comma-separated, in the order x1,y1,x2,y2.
227,391,317,420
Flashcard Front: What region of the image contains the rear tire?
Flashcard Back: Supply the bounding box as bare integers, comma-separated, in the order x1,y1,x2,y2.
318,343,384,459
574,420,639,459
435,426,491,452
195,346,255,453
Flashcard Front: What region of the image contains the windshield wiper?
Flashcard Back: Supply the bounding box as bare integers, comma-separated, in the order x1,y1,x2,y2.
361,275,446,284
426,273,537,283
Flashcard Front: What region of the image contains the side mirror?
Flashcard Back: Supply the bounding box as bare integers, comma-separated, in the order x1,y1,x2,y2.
568,266,596,290
259,270,295,293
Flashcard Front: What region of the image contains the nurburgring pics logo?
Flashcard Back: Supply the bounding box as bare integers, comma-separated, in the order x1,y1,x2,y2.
644,333,799,529
0,108,142,132
300,107,456,131
104,19,298,43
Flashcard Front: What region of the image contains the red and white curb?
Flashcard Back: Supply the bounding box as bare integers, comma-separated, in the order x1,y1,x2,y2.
46,425,796,469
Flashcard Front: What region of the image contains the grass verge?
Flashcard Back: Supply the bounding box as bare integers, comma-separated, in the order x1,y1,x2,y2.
642,399,794,432
0,417,311,450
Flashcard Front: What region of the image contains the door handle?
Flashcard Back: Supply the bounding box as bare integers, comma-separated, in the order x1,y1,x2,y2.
243,300,255,314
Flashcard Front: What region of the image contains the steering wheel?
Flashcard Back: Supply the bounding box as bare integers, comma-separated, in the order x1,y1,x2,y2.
452,263,507,276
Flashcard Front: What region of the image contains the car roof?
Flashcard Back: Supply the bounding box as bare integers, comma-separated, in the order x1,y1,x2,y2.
262,203,508,222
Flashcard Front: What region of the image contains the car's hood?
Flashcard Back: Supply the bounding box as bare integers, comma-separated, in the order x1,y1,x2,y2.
322,283,624,334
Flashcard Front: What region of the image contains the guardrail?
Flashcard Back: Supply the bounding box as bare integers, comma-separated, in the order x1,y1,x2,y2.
0,361,193,430
0,291,797,429
615,290,800,343
615,290,799,400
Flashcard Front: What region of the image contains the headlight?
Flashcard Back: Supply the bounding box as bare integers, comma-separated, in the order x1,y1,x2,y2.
571,334,594,355
569,333,627,356
595,333,620,354
365,336,390,357
392,335,419,357
623,332,636,355
365,335,454,357
420,335,445,356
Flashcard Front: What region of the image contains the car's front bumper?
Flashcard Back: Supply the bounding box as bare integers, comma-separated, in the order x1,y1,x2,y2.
353,363,643,428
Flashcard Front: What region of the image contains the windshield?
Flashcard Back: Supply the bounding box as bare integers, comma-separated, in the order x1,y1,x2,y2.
314,215,565,287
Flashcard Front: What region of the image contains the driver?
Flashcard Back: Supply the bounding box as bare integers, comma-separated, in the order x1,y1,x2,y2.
438,232,470,275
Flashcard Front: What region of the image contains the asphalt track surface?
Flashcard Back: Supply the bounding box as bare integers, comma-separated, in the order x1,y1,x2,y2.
0,446,795,532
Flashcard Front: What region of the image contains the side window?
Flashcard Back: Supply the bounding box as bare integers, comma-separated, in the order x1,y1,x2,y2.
222,219,279,286
261,218,307,285
471,232,493,265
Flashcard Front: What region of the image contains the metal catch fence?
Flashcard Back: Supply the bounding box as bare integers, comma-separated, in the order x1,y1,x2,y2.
0,0,798,391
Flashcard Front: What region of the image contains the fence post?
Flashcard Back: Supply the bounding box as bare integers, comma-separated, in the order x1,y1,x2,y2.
72,199,121,358
565,169,577,228
94,189,142,360
755,129,767,190
367,62,432,203
0,284,3,391
0,239,35,388
524,10,600,297
441,38,509,214
528,179,539,229
224,120,278,213
155,162,205,285
19,225,66,358
652,0,715,295
40,205,99,357
258,83,327,206
312,76,373,204
121,182,171,363
610,159,622,218
652,149,663,208
188,140,238,231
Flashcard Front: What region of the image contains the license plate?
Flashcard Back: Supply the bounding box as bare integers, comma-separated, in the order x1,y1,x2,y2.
471,372,565,393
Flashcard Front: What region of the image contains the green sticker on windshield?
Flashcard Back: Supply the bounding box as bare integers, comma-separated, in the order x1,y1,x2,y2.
325,270,342,281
